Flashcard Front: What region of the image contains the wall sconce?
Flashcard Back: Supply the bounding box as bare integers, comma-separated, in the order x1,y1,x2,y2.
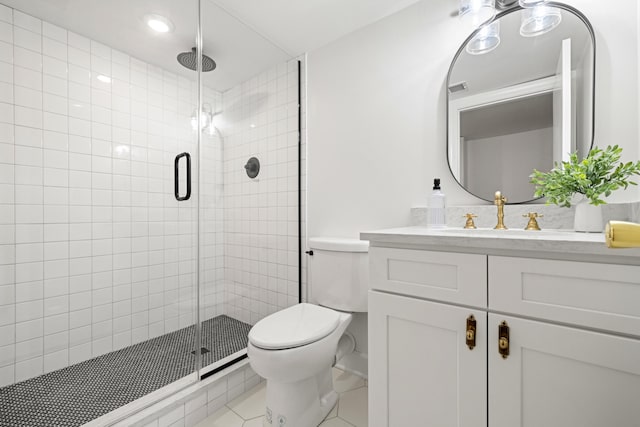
460,0,561,56
191,103,221,136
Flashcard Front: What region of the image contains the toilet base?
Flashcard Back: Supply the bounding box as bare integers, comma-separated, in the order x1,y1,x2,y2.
262,369,337,427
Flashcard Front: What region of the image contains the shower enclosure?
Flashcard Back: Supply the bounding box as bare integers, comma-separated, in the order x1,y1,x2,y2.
0,0,302,425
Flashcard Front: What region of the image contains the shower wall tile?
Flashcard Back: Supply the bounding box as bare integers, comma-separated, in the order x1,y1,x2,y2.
0,6,218,388
220,57,305,325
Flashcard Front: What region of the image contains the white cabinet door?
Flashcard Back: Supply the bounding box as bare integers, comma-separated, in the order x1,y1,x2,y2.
369,291,487,427
489,314,640,427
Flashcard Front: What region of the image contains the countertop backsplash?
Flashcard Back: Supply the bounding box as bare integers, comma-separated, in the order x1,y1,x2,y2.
411,202,640,230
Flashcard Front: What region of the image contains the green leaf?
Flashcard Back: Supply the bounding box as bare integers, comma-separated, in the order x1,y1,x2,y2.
529,145,640,207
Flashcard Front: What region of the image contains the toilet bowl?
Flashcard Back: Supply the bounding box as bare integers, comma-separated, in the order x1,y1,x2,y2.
248,304,352,426
247,237,369,427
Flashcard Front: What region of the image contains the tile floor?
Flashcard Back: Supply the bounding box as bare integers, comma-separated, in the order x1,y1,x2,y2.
195,368,368,427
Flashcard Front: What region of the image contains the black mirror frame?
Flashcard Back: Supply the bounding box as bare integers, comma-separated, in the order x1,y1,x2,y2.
445,2,596,204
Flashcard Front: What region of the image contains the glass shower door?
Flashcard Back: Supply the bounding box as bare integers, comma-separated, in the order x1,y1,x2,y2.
0,0,203,424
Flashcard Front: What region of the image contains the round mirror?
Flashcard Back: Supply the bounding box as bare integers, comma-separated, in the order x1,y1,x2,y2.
447,3,595,203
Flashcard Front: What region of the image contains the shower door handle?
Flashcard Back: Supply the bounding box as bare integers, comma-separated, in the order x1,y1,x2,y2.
174,152,191,201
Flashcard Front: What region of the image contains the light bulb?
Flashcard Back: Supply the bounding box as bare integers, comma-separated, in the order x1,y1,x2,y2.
520,5,562,37
466,21,501,55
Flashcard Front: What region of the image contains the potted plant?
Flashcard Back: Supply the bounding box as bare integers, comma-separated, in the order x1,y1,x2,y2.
530,145,640,232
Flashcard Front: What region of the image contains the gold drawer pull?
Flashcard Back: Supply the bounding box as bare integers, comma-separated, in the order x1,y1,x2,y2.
498,321,510,359
466,315,476,350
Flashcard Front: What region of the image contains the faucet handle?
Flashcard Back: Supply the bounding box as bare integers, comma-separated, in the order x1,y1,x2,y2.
523,212,543,231
463,213,477,229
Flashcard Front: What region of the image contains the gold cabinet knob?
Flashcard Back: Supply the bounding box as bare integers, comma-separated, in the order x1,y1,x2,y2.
523,212,543,231
499,337,509,349
466,330,475,341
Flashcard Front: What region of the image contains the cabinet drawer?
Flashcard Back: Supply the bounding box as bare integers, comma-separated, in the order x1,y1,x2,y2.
370,247,487,307
489,256,640,337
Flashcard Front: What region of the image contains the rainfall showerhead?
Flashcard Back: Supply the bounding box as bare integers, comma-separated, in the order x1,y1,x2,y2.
177,47,216,72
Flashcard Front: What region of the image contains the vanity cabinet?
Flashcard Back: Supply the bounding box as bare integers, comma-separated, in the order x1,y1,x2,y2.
368,247,640,427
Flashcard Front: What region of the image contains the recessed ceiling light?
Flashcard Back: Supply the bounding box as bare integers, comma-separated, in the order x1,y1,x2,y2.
97,74,111,84
145,14,174,33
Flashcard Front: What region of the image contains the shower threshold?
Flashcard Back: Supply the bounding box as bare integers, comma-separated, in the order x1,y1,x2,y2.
0,315,251,427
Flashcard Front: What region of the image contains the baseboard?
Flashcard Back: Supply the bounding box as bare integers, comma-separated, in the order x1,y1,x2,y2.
335,351,368,379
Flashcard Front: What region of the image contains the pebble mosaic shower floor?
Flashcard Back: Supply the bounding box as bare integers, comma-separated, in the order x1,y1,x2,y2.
0,315,251,427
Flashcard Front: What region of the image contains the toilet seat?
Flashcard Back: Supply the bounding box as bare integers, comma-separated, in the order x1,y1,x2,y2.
249,303,340,350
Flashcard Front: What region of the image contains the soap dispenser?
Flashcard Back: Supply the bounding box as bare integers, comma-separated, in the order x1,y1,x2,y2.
428,178,446,228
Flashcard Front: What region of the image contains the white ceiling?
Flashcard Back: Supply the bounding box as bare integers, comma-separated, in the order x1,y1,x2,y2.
1,0,422,91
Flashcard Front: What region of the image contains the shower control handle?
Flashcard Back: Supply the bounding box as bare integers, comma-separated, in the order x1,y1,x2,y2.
174,152,191,201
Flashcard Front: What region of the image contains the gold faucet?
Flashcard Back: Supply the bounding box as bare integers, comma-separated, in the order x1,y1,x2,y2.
523,212,543,231
463,213,477,229
494,191,507,230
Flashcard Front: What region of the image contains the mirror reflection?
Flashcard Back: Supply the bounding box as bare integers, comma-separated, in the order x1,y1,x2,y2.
447,4,595,203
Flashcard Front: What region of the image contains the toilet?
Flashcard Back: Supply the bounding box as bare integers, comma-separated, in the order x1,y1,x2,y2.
247,237,369,427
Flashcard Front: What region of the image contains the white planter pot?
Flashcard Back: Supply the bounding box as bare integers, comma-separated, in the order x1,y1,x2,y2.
574,200,603,232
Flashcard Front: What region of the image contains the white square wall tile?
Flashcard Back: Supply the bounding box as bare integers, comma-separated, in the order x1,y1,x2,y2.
43,348,68,373
90,41,111,60
13,27,41,53
0,81,12,104
42,22,67,43
44,295,68,317
15,243,43,263
0,284,14,305
0,41,12,64
43,37,67,61
16,337,43,362
68,64,90,85
15,299,42,323
0,61,12,84
68,46,90,69
15,106,43,129
43,112,68,133
0,21,12,44
15,318,43,342
43,75,68,97
14,47,41,71
14,356,42,382
15,224,43,244
0,365,14,387
43,330,68,353
0,305,15,327
68,32,89,51
13,11,40,34
0,4,11,24
15,126,43,148
14,85,42,110
43,56,68,79
43,94,68,116
14,66,42,91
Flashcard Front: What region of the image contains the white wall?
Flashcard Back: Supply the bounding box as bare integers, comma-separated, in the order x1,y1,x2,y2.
464,127,553,201
307,0,640,239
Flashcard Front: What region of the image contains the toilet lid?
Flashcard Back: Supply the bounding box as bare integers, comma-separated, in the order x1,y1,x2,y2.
249,303,341,350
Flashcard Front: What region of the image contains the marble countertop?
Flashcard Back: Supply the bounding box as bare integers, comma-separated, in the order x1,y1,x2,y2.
361,226,640,264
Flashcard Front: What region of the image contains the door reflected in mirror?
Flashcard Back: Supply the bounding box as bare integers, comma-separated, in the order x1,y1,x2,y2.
447,3,595,203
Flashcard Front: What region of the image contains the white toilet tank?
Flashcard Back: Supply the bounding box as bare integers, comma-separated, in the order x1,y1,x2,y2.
308,237,369,312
